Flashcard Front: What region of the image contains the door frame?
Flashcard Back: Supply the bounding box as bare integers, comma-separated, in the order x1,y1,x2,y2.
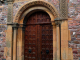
24,11,54,60
16,4,59,60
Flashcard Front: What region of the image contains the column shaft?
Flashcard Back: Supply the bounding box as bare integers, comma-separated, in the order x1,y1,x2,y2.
56,24,60,60
53,25,57,60
13,28,17,60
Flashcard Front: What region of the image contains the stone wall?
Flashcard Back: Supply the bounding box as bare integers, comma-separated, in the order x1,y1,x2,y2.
0,0,80,60
68,0,80,60
0,5,7,60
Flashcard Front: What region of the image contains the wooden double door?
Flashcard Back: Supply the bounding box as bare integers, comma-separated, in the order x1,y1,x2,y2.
24,11,53,60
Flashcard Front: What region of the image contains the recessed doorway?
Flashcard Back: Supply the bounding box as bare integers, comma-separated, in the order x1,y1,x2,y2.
24,11,53,60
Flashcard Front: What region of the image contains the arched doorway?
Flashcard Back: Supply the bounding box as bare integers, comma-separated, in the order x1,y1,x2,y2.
24,11,53,60
6,1,73,60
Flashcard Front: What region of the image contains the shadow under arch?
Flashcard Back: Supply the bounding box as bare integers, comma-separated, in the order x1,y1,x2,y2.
23,9,52,25
21,9,51,26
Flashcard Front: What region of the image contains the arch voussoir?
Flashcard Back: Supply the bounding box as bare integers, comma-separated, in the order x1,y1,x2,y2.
13,0,59,23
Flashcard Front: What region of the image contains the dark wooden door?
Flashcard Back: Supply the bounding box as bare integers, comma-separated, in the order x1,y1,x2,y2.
24,11,53,60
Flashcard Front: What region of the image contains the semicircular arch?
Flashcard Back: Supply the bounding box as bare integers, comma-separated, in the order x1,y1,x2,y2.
13,0,59,23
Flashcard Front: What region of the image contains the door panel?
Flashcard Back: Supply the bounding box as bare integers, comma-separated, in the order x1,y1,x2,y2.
24,25,38,60
41,25,53,60
24,11,53,60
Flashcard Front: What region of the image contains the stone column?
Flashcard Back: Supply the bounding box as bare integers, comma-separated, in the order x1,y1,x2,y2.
59,0,73,59
5,0,13,60
54,20,61,60
56,24,60,60
52,22,57,60
17,24,25,60
13,24,18,60
5,24,13,60
61,20,69,60
53,25,57,60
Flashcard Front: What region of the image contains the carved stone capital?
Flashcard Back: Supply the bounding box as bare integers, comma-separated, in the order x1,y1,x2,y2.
7,2,13,4
51,21,56,26
55,20,62,25
12,23,19,29
7,0,14,3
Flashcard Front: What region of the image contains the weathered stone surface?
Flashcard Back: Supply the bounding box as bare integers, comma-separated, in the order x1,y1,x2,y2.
0,0,80,60
68,0,80,59
0,5,7,60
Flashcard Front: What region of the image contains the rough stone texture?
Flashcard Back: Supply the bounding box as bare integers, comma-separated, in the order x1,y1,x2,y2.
68,0,80,60
0,0,80,60
0,4,7,60
0,5,7,24
13,0,59,20
13,1,27,20
0,28,7,60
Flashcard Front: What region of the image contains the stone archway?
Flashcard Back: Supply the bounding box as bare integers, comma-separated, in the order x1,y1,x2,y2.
13,0,59,23
12,1,59,60
5,0,73,60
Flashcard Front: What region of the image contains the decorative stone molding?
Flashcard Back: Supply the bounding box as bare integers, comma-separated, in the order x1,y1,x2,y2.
12,23,19,28
55,21,62,25
7,2,13,23
14,0,59,23
7,0,14,2
60,0,68,19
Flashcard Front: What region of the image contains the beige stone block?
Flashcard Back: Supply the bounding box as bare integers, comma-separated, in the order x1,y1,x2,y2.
53,26,57,60
17,56,22,60
68,30,71,41
6,25,12,41
17,46,22,56
61,20,68,30
61,26,68,30
61,30,68,40
56,25,60,60
61,20,68,27
6,40,11,48
6,57,11,60
17,28,23,59
13,28,17,60
61,40,68,48
7,48,11,56
61,20,71,60
61,48,68,60
6,25,13,59
68,48,73,60
53,26,56,47
68,18,73,20
4,47,8,57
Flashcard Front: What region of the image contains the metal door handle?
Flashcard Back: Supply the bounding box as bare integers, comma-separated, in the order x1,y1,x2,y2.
46,50,49,54
29,49,31,53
